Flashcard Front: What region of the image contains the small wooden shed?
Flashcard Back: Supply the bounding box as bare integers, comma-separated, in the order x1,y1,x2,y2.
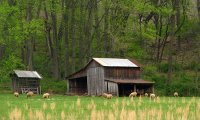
66,58,154,96
10,70,42,94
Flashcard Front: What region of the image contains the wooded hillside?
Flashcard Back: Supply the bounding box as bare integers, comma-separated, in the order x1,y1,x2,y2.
0,0,200,96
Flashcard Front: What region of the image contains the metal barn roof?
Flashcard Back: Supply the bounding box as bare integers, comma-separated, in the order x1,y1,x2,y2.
14,70,42,79
93,58,138,67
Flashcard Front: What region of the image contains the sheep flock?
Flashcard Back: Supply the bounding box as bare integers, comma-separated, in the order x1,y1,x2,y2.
13,91,51,99
13,91,179,100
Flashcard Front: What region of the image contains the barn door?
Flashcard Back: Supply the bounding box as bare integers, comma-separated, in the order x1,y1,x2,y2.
87,67,104,96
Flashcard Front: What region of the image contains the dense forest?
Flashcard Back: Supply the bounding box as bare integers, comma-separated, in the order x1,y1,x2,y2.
0,0,200,96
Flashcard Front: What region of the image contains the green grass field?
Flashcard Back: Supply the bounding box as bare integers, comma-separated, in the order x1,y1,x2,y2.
0,94,199,120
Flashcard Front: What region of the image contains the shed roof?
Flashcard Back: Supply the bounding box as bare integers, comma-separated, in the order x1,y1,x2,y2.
13,70,42,79
93,58,138,67
105,79,154,84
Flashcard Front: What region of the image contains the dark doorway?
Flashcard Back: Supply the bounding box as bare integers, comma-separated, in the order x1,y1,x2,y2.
118,84,134,97
118,84,153,97
68,77,87,95
136,84,153,95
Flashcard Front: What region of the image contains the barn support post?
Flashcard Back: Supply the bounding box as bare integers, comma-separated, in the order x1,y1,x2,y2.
116,84,119,96
39,86,41,94
152,85,154,93
134,84,136,92
67,80,70,94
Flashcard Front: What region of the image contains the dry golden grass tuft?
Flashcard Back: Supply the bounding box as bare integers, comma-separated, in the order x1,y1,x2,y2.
9,107,23,120
61,110,65,120
50,102,56,111
42,102,47,110
35,110,44,120
76,98,81,108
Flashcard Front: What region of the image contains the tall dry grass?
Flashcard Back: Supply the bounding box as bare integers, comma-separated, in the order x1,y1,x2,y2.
5,96,200,120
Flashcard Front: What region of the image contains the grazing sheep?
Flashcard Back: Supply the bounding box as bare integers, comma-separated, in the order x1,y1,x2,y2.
144,93,148,97
14,92,19,97
43,93,50,98
174,92,178,97
150,93,156,100
103,93,113,99
129,92,137,98
27,91,34,98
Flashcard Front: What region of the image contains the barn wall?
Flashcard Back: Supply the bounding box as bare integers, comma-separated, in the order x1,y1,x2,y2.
87,67,104,96
104,67,140,80
104,81,118,96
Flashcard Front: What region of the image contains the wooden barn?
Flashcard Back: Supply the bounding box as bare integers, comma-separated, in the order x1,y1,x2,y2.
66,58,154,96
10,70,42,94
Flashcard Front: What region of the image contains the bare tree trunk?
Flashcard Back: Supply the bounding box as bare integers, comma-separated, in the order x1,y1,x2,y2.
44,3,53,58
26,0,33,70
175,0,181,51
64,0,70,77
84,0,94,61
104,2,109,56
70,0,76,73
94,0,101,56
78,0,85,68
197,0,200,20
58,0,65,78
51,0,60,79
0,45,5,60
166,0,176,95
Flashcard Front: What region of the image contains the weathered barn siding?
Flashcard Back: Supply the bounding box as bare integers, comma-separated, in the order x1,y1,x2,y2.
104,81,118,96
104,67,140,80
87,67,104,96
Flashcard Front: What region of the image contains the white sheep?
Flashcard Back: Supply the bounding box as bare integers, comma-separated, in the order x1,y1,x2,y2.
150,93,156,100
174,92,178,97
14,92,19,97
144,93,148,97
43,93,50,98
103,93,113,99
129,92,137,98
27,91,34,98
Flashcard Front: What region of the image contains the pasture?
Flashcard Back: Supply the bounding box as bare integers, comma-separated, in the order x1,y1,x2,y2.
0,94,199,120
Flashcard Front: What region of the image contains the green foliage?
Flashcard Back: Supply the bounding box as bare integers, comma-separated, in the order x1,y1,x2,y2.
142,65,166,95
0,55,25,82
41,78,67,94
158,62,182,73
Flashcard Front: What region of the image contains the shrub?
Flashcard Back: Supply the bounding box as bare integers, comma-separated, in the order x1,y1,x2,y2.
158,62,182,73
41,78,67,94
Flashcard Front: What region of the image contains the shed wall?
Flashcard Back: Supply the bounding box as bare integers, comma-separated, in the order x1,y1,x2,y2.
87,67,104,96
